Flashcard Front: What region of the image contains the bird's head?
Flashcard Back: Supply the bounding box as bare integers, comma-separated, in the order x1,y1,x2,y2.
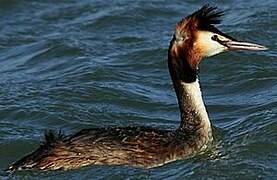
170,5,267,71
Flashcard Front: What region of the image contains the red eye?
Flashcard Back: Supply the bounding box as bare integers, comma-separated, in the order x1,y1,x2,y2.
211,35,218,41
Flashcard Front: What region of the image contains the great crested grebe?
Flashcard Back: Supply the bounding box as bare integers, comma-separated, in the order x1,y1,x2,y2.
7,5,267,171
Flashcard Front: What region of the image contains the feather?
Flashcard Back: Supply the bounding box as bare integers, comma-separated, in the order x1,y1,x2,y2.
190,4,224,27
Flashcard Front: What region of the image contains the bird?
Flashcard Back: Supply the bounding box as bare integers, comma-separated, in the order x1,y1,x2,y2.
7,5,267,172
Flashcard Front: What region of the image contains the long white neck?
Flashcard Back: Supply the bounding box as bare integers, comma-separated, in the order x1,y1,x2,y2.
177,79,212,140
168,38,212,141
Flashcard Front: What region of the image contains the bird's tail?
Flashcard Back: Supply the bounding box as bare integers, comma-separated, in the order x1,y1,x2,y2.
6,130,66,172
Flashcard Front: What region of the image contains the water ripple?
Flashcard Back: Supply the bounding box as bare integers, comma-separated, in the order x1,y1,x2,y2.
0,1,276,179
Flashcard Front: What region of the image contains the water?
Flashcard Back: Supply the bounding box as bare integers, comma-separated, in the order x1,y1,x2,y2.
0,0,276,179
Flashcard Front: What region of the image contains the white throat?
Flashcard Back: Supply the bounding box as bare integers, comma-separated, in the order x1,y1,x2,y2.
179,79,211,137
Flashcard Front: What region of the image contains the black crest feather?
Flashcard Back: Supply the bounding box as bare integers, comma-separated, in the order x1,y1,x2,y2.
190,5,224,27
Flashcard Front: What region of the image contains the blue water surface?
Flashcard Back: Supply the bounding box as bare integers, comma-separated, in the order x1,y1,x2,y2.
0,0,276,179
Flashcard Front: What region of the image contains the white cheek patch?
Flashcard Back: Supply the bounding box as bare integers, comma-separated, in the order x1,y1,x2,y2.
204,40,226,57
196,31,227,57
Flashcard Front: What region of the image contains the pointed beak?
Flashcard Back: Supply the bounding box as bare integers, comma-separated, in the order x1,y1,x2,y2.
213,33,268,51
224,40,268,51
